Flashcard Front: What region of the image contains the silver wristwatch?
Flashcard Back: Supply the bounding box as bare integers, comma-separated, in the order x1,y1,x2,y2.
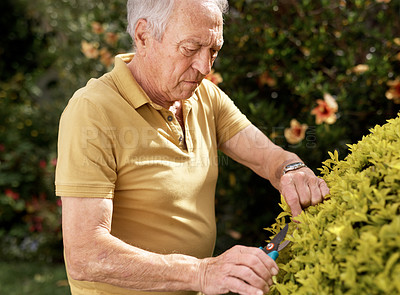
283,162,307,175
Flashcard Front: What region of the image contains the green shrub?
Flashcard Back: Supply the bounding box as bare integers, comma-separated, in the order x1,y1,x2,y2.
269,114,400,294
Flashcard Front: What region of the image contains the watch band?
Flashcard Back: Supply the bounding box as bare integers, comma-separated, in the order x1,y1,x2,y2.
283,162,307,175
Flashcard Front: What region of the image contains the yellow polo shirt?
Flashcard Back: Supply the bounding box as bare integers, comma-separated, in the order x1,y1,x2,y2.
55,53,251,295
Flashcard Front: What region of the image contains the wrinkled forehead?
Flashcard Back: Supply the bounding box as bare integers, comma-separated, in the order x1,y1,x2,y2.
167,0,224,43
170,0,223,29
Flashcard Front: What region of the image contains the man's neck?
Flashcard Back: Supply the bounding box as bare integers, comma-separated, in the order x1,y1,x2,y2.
127,56,174,109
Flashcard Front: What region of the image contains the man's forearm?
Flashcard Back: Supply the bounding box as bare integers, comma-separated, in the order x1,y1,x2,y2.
66,232,201,292
220,124,303,189
220,124,329,217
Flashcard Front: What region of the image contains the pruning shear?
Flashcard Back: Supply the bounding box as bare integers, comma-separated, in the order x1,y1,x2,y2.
260,223,290,261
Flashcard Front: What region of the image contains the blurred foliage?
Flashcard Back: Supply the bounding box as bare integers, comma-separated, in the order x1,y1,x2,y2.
0,261,69,294
0,0,62,261
269,115,400,294
0,0,399,261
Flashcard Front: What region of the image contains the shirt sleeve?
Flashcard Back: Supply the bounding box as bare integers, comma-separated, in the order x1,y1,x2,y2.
55,90,117,198
201,79,252,146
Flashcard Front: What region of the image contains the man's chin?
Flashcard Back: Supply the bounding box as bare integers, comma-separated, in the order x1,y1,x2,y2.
178,87,199,99
175,94,195,101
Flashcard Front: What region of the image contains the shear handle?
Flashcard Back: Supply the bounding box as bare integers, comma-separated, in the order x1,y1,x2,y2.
259,247,279,261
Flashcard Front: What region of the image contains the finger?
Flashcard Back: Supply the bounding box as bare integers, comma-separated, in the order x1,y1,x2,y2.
250,252,277,286
281,174,302,216
253,249,279,277
232,248,278,285
308,177,324,206
318,178,330,197
229,265,269,293
238,254,274,283
226,276,268,295
292,172,312,208
199,255,260,295
261,258,276,286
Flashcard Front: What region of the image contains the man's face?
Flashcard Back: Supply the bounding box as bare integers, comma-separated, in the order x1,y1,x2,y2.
143,1,224,104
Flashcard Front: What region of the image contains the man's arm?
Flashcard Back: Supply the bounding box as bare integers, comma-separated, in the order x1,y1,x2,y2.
219,124,329,216
62,197,199,291
62,196,279,295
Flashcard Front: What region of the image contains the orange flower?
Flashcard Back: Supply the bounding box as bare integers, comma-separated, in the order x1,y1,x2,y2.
311,93,338,125
100,48,113,67
105,32,119,46
386,78,400,104
81,40,99,59
91,21,104,34
284,119,308,144
258,71,277,87
205,69,223,85
351,64,369,74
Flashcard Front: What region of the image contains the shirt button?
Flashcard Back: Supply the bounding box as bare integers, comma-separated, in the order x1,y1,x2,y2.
179,136,183,142
167,115,173,122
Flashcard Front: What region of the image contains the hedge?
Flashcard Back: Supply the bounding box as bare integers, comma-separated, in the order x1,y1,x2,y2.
268,114,400,294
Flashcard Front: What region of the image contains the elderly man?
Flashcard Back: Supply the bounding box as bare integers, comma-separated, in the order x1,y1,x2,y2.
56,0,329,294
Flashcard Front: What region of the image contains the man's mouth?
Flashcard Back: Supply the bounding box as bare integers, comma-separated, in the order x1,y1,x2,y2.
184,80,200,86
184,75,204,85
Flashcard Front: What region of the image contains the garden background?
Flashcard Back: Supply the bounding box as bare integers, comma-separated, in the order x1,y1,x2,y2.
1,0,399,293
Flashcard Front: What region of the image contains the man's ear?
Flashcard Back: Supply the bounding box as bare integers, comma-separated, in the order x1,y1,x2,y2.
134,19,149,55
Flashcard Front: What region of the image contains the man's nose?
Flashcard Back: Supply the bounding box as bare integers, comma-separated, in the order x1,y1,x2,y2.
192,50,212,76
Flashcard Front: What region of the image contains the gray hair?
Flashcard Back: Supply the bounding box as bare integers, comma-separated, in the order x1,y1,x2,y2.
126,0,229,48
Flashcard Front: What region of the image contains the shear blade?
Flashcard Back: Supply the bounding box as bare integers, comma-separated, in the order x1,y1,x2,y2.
277,240,290,251
270,224,289,245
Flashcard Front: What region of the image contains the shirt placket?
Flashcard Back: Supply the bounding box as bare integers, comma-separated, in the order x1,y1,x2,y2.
161,109,186,150
182,100,193,153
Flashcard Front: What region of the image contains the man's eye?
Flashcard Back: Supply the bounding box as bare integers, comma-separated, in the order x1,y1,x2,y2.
182,47,197,56
211,49,219,58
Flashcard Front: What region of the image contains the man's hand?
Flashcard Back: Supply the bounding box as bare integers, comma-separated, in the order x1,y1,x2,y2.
280,167,330,216
197,245,278,295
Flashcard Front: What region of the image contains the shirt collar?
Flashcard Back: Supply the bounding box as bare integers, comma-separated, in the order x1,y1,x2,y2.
111,53,198,110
